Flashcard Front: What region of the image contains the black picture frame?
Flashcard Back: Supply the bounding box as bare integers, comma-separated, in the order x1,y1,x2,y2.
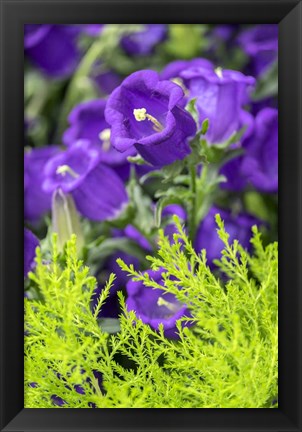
0,0,301,431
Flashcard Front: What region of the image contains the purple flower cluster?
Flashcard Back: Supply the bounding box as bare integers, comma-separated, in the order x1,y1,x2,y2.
24,24,278,341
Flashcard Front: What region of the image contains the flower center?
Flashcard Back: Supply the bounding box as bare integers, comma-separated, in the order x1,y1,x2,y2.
157,296,180,314
56,165,79,179
215,67,223,79
133,108,164,133
99,128,111,151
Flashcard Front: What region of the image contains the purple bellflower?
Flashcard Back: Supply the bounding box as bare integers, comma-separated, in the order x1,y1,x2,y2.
160,58,213,106
179,66,255,144
63,99,135,172
105,70,197,167
24,228,39,277
194,206,261,265
24,146,60,222
43,140,128,221
126,268,190,339
160,58,214,82
24,25,80,78
161,58,255,144
240,108,278,193
220,109,255,192
221,108,278,193
93,69,122,95
237,24,278,77
121,25,167,56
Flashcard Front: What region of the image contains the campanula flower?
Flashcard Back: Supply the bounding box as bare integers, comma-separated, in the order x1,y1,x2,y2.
220,110,255,191
194,207,261,264
211,25,238,43
24,146,60,222
240,108,278,193
179,66,255,143
43,140,128,221
161,58,254,144
121,25,167,56
63,99,134,180
105,70,197,167
160,58,214,82
24,228,39,277
93,68,121,95
221,108,278,193
126,268,190,338
237,24,278,77
24,25,80,78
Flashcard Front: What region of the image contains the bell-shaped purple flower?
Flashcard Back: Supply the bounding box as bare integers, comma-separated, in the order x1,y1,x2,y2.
237,25,278,77
240,108,278,193
160,58,214,82
24,146,60,222
221,108,278,193
126,268,189,339
24,25,80,78
93,68,122,95
43,140,128,221
105,70,196,167
220,109,255,192
194,207,261,264
180,66,255,144
63,99,135,170
121,25,167,56
24,228,39,277
211,25,238,43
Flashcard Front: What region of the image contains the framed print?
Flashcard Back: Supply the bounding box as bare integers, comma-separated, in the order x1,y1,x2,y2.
1,0,301,430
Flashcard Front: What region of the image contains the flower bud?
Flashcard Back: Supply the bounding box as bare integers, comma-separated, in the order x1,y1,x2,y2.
51,188,84,254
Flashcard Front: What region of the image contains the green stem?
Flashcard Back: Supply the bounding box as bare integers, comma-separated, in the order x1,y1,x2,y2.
55,38,106,141
188,164,197,243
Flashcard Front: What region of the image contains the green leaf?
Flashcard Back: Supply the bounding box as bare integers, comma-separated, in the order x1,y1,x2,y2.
185,97,199,126
200,118,209,135
154,196,183,228
155,186,190,200
88,237,147,263
252,60,278,101
161,160,185,182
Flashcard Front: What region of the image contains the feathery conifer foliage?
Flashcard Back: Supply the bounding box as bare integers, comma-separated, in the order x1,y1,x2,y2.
25,216,278,408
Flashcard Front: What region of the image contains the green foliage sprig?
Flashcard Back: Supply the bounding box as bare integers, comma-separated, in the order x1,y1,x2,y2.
25,217,278,408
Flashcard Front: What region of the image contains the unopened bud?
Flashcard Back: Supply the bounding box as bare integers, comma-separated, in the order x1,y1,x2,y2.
52,188,84,254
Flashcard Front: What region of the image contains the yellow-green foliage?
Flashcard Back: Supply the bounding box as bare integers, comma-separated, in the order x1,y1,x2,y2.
24,216,278,408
